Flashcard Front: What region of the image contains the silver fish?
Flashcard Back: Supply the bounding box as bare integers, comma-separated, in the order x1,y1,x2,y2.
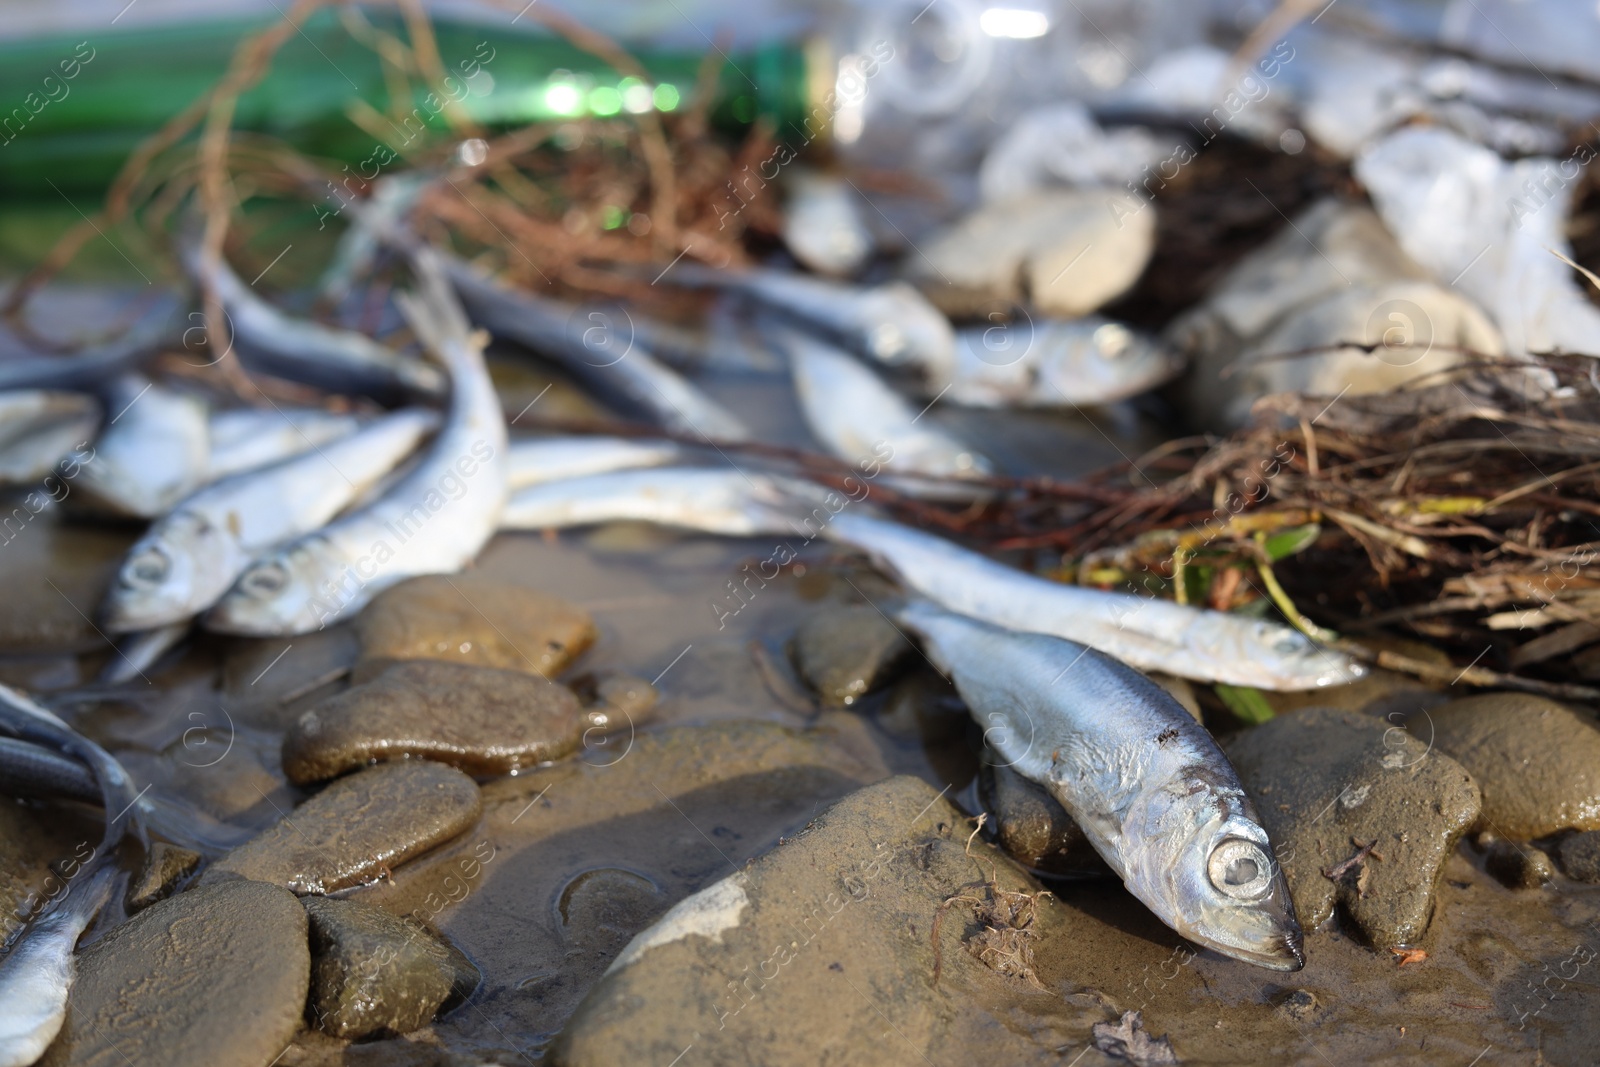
205,250,507,636
0,297,176,393
182,233,444,403
824,511,1365,691
947,316,1184,407
665,262,956,380
774,325,993,498
0,862,116,1067
506,435,685,490
105,407,439,632
782,170,874,277
500,466,797,536
0,735,99,801
439,256,752,442
75,375,210,519
0,391,99,486
205,406,362,482
897,599,1305,971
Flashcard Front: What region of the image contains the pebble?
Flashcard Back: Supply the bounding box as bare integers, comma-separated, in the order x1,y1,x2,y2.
203,760,481,894
282,659,585,784
1226,706,1480,948
355,573,596,679
790,604,913,706
303,895,478,1039
1277,989,1322,1022
1481,838,1555,889
40,880,308,1067
549,775,1111,1066
1558,830,1600,882
910,188,1155,318
1425,693,1600,840
979,761,1104,876
126,841,202,911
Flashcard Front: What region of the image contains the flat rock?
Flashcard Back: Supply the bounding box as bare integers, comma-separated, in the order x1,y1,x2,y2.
1558,830,1600,882
1425,693,1600,839
909,188,1154,318
126,841,201,911
203,760,481,894
791,604,913,706
549,775,1116,1067
355,574,596,679
1226,706,1480,948
283,660,584,784
41,880,308,1067
304,896,477,1039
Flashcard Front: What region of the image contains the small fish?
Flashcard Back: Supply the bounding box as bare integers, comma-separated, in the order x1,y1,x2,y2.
105,407,439,632
73,375,211,519
500,466,798,536
0,735,99,801
99,621,190,682
439,256,752,441
773,325,994,498
0,683,141,853
0,391,99,486
0,297,177,392
181,231,444,404
662,261,956,380
506,436,685,490
823,511,1365,690
206,249,507,635
0,862,116,1067
782,170,874,277
896,599,1305,971
947,316,1184,407
205,406,362,482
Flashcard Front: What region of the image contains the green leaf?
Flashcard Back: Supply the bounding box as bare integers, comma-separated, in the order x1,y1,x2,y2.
1261,523,1321,562
1215,683,1276,725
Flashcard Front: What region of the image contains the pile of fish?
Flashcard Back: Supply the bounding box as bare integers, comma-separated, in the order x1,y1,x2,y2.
9,8,1600,1051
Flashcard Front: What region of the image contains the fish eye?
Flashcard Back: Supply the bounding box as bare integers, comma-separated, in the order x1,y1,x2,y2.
868,322,907,359
241,561,288,596
1208,838,1273,900
1092,322,1132,359
125,547,170,585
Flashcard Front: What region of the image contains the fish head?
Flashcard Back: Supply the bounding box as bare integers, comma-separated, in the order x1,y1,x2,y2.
858,284,956,378
1181,614,1367,689
102,511,241,632
204,539,341,636
1121,769,1305,971
1039,319,1186,404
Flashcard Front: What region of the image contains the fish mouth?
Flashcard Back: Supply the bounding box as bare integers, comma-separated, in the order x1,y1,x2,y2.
1203,928,1306,972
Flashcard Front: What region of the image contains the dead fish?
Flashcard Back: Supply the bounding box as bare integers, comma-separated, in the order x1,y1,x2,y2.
660,261,956,380
0,391,99,486
898,599,1304,971
0,862,116,1067
73,375,210,519
205,406,363,482
180,230,444,403
772,324,994,499
0,296,177,392
206,249,507,635
782,170,874,277
500,466,799,536
104,407,439,632
506,435,685,490
947,316,1184,407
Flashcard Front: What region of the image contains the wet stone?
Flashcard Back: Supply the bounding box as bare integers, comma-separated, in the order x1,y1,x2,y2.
1482,839,1555,890
549,775,1115,1067
1226,706,1481,948
126,841,201,911
1425,693,1600,840
282,659,584,785
980,761,1104,876
791,604,913,707
355,573,596,679
1558,831,1600,882
203,760,481,895
303,895,478,1039
1276,989,1322,1022
41,880,308,1067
